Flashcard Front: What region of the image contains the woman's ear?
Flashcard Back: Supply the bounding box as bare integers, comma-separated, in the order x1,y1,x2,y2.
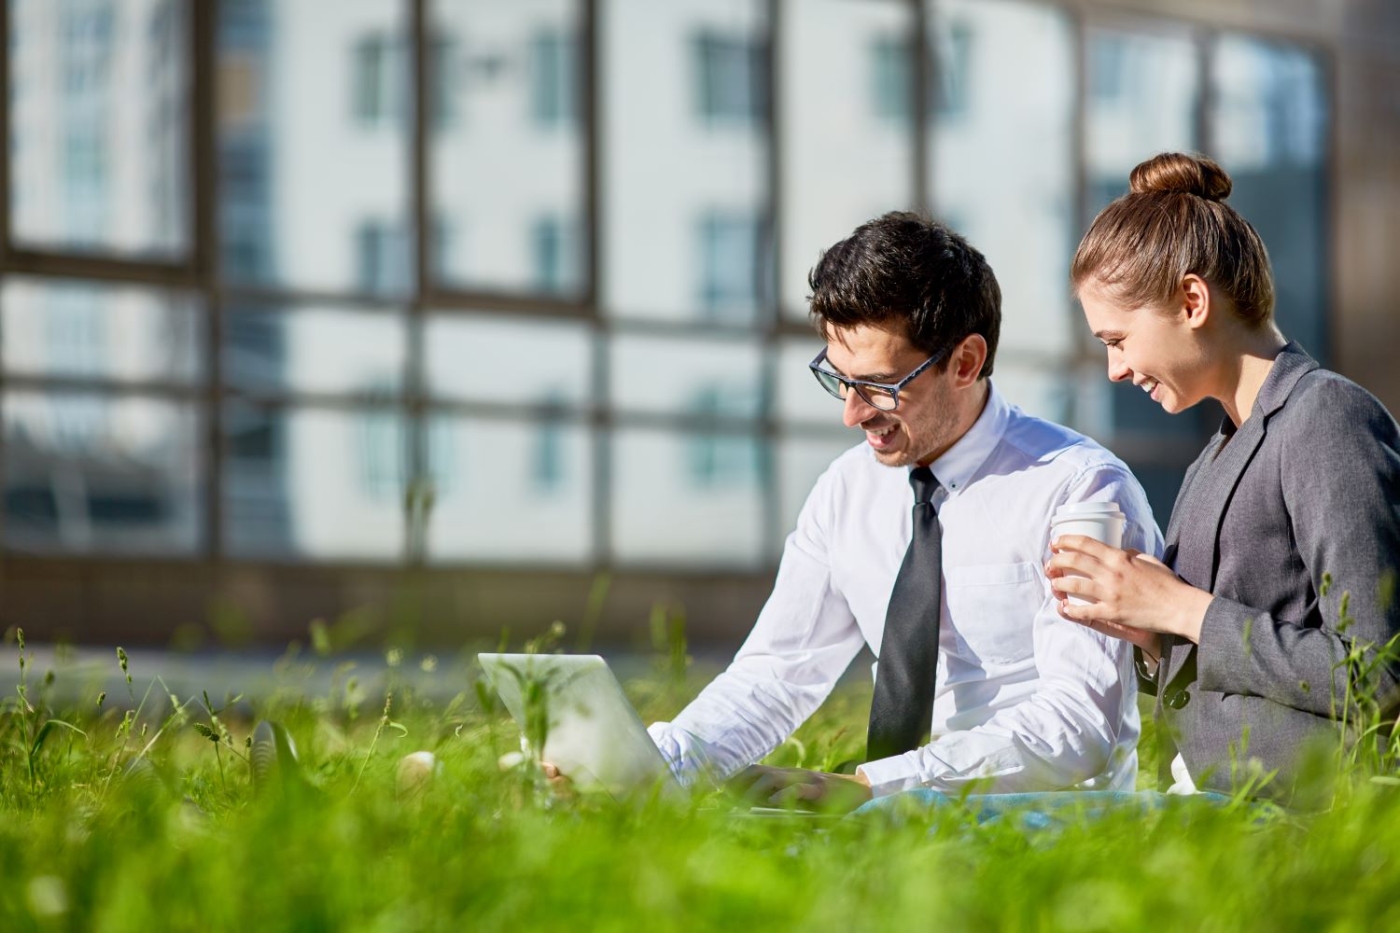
1181,274,1212,330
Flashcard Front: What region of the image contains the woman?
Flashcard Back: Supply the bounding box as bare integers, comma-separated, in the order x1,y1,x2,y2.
1047,152,1400,806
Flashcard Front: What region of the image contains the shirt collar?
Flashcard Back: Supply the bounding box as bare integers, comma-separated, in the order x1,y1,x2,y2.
921,381,1010,495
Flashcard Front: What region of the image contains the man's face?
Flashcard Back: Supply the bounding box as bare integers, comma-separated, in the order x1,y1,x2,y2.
823,323,959,468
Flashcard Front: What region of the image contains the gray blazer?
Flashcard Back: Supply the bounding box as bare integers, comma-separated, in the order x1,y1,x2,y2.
1149,343,1400,805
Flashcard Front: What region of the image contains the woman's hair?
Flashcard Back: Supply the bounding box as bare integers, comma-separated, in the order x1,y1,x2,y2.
1070,152,1275,328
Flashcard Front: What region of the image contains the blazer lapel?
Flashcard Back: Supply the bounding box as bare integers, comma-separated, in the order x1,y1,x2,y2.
1162,343,1320,685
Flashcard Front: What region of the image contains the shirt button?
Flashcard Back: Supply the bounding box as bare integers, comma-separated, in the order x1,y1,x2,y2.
1166,690,1190,710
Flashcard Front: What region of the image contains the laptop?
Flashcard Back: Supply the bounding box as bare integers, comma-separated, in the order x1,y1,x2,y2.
477,653,684,801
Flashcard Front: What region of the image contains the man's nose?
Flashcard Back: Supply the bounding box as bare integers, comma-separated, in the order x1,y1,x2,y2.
842,388,877,428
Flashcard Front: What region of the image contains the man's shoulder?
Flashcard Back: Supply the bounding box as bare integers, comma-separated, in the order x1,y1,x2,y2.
998,405,1131,477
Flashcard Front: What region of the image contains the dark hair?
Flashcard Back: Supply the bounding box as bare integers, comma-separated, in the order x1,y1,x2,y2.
1071,152,1275,328
807,211,1001,379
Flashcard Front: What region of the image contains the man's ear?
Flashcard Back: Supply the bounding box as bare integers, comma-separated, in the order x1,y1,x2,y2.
1181,274,1212,330
951,334,988,385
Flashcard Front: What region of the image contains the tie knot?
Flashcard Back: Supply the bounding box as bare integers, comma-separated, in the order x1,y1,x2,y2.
908,466,940,505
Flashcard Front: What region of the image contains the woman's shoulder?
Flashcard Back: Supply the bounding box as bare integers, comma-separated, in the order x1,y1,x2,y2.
1271,368,1400,476
1277,367,1398,435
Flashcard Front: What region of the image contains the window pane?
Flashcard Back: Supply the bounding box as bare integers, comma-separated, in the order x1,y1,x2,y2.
223,403,406,560
2,278,202,385
929,0,1075,357
781,0,915,319
603,0,771,325
429,0,587,297
223,305,407,396
609,335,762,418
1085,28,1198,213
775,336,839,426
425,416,592,563
610,428,764,566
1211,36,1327,359
423,315,591,407
9,0,191,258
4,392,201,554
218,0,413,295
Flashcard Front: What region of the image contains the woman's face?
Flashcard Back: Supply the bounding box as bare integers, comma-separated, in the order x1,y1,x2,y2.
1078,278,1210,415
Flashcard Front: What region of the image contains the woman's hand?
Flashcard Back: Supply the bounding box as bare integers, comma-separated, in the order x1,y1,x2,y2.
1046,535,1214,655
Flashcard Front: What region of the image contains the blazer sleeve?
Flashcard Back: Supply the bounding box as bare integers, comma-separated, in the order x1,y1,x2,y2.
1195,379,1400,719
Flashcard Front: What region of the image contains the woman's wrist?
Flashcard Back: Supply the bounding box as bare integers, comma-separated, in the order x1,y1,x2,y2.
1170,585,1214,644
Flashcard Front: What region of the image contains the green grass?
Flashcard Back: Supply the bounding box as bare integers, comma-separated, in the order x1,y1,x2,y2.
3,632,1400,932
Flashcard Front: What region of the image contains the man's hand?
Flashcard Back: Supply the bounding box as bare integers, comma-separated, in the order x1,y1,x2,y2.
727,765,872,813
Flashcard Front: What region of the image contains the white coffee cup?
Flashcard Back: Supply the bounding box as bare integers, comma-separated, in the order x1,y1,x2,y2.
1051,501,1127,606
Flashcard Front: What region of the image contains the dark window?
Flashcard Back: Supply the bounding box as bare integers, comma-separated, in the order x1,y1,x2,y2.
356,222,411,296
530,29,577,128
871,34,910,124
693,31,767,124
353,34,405,126
697,211,769,321
935,21,972,117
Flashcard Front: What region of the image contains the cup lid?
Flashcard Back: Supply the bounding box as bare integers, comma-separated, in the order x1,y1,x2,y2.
1052,501,1124,517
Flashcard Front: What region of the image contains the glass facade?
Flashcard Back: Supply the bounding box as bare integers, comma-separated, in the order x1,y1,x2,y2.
0,0,1331,570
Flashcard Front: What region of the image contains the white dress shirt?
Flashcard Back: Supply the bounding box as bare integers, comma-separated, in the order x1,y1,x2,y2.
648,384,1163,798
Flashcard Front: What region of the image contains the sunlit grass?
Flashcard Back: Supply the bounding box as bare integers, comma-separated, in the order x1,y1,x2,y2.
3,627,1400,931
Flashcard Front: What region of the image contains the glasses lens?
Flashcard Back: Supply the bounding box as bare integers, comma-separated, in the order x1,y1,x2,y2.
812,367,848,400
860,384,898,411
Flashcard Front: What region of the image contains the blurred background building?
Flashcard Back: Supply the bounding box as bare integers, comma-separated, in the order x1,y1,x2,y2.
1,0,1396,649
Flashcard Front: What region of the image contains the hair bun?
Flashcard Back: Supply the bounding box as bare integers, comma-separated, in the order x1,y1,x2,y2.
1128,152,1232,201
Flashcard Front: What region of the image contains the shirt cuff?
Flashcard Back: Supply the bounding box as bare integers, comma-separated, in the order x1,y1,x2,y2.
855,751,924,798
646,721,721,789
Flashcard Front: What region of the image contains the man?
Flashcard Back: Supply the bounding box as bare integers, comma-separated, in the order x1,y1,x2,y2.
644,213,1162,811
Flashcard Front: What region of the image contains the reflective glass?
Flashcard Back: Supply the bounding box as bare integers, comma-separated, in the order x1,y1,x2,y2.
217,0,413,295
9,0,191,258
609,335,762,418
425,416,592,563
610,428,764,565
223,305,407,396
3,392,201,554
429,0,586,297
781,0,915,319
777,435,857,540
424,315,591,407
223,403,406,560
1211,36,1327,358
929,0,1076,357
603,0,771,325
2,278,202,385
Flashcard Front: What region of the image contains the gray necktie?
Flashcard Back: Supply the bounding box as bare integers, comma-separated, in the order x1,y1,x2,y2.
866,466,943,762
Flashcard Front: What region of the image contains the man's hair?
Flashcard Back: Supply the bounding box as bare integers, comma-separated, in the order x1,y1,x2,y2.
807,211,1001,379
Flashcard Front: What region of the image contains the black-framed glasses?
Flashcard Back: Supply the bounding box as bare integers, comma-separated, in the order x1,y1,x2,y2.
808,345,948,411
